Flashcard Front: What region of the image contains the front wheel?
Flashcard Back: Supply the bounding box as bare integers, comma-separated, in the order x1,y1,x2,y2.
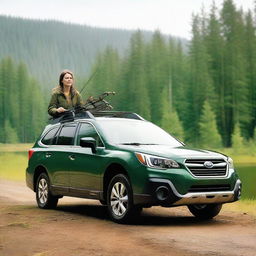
36,173,58,209
188,204,222,220
107,174,141,223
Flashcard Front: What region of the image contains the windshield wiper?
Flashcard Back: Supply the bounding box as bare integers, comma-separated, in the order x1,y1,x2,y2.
120,143,158,146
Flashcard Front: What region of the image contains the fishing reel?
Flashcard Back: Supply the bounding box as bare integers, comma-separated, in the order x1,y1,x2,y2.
83,91,116,112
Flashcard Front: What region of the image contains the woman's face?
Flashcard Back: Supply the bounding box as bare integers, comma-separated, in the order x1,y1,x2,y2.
62,73,73,88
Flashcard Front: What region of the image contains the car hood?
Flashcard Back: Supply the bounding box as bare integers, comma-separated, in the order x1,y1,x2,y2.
116,144,226,160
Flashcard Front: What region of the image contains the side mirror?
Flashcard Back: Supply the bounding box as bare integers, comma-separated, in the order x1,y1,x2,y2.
80,137,96,153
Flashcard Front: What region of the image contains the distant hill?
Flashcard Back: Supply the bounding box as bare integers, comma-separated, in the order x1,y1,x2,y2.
0,15,187,90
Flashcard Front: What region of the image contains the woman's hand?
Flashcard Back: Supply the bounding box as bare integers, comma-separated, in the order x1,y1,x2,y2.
56,107,67,113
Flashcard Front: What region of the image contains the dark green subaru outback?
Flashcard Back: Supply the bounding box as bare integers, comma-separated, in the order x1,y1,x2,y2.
26,111,241,223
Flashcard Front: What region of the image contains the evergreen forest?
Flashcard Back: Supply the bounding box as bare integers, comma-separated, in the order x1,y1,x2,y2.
0,15,160,91
0,0,256,152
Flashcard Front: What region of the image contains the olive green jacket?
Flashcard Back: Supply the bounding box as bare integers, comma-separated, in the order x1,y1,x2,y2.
48,86,83,117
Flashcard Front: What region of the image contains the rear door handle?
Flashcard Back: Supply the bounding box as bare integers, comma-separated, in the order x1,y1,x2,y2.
45,153,52,158
69,155,75,161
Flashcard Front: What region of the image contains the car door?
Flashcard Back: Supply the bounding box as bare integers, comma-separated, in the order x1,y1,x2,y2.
69,122,106,192
47,123,78,188
39,125,68,188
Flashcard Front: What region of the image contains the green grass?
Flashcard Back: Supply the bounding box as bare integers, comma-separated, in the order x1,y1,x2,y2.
224,199,256,217
227,154,256,165
218,148,256,165
0,152,27,181
236,165,256,200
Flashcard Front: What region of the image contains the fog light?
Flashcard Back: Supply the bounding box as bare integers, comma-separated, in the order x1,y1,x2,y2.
156,186,169,201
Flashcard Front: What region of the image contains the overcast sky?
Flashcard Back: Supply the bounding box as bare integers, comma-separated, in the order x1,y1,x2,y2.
0,0,255,39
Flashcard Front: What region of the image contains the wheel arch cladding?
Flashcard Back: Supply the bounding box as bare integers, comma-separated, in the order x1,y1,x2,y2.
103,163,129,201
33,165,48,192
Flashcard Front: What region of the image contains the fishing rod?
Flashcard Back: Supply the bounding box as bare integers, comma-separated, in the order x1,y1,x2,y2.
79,67,99,95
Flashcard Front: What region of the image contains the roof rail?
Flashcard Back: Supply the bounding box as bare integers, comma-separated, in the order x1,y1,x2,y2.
92,111,144,120
48,111,93,124
48,110,144,125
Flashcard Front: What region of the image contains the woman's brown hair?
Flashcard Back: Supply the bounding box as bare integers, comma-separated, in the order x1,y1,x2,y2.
59,69,74,88
59,69,76,96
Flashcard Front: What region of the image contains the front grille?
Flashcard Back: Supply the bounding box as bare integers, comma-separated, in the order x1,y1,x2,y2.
185,159,227,177
188,184,231,192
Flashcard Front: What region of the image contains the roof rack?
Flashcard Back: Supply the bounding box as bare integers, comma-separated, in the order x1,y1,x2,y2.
92,111,144,120
48,110,144,124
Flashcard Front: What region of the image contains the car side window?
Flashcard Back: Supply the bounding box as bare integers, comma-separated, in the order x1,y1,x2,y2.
77,123,104,147
41,127,59,145
56,125,77,145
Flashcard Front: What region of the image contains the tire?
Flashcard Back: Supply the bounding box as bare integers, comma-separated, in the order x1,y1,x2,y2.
107,174,141,223
188,204,222,220
36,173,58,209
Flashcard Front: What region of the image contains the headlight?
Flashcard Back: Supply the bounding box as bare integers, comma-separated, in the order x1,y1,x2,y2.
135,152,179,169
227,157,234,169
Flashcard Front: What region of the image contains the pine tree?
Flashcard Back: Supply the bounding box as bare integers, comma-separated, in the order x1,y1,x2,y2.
87,47,121,109
16,63,30,142
0,58,19,142
231,122,244,151
221,0,249,145
3,120,19,143
0,58,46,143
253,127,256,141
186,14,214,145
168,39,189,127
121,31,151,119
199,101,222,149
244,11,256,139
160,88,184,141
205,2,226,144
30,78,46,141
145,30,169,124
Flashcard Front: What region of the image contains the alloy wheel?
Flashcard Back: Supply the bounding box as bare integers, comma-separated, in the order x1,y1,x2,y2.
110,182,128,217
38,178,48,204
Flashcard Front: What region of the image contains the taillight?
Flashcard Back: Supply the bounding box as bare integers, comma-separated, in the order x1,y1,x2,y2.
28,149,35,160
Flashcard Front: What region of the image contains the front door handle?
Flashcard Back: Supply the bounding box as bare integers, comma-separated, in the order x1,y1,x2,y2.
69,155,75,161
45,153,52,158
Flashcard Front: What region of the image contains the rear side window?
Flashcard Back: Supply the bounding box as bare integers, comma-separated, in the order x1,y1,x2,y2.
56,125,77,145
77,123,104,147
41,127,59,145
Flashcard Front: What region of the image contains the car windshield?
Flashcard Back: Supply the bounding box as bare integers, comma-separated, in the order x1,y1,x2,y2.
97,119,183,147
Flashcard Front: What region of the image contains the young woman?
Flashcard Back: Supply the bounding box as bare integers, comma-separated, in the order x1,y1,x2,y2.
48,70,84,117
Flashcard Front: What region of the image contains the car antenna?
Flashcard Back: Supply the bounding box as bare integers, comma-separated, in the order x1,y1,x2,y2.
79,67,99,95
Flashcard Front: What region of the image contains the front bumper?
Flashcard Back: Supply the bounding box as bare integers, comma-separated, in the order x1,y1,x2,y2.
149,178,242,206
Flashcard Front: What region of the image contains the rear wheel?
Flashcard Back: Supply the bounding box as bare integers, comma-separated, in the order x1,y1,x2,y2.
188,204,222,220
36,173,58,209
107,174,141,223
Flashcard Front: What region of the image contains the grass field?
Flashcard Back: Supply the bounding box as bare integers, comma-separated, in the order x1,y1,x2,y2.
0,144,33,181
0,152,27,181
223,199,256,217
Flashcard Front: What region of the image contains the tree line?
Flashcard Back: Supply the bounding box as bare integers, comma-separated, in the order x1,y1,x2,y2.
0,15,167,92
86,0,256,149
0,58,46,143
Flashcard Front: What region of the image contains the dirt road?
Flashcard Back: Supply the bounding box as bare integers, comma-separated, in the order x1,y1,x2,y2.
0,179,255,256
